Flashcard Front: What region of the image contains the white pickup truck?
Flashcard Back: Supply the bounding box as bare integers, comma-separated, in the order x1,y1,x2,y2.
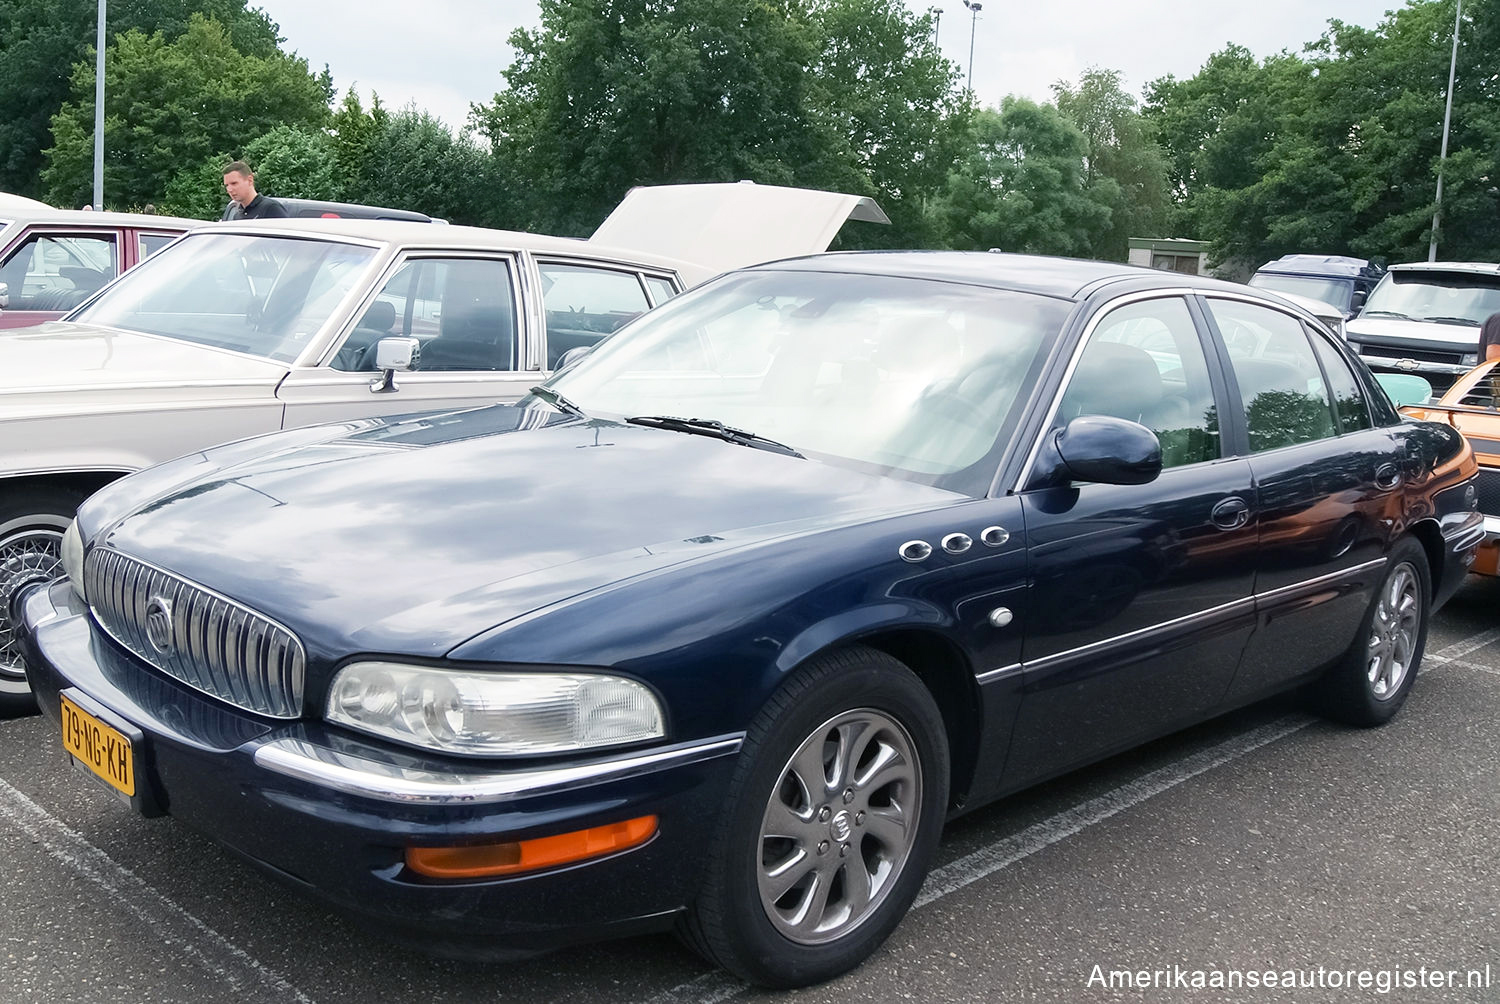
0,183,888,711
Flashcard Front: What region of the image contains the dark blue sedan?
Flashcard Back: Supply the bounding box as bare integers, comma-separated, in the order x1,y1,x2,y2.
14,253,1483,988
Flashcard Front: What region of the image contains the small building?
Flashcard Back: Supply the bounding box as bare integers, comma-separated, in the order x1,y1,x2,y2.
1128,237,1210,275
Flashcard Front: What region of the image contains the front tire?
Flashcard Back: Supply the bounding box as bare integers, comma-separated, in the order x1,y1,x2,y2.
0,487,89,718
682,646,949,988
1316,537,1429,727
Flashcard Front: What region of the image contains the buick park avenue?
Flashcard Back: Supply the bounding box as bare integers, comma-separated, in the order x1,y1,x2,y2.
14,252,1482,987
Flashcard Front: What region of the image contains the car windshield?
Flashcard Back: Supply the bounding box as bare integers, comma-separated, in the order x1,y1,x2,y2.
1248,274,1352,311
548,269,1067,492
71,232,376,362
1361,271,1500,326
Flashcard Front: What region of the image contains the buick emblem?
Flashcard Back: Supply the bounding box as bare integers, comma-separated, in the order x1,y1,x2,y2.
145,596,174,654
829,810,853,842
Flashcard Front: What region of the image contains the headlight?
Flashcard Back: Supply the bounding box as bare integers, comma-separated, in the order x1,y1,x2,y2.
60,521,86,601
325,661,665,756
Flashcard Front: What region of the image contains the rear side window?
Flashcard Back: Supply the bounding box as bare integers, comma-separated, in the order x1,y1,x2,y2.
1308,333,1372,434
537,262,654,368
1207,298,1337,451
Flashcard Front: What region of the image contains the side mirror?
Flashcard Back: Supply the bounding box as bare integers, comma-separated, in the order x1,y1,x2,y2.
0,280,8,310
369,336,420,393
555,345,594,372
1350,289,1368,313
1374,373,1432,408
1055,416,1162,485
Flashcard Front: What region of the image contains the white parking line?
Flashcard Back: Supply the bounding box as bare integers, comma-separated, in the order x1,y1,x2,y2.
646,625,1500,1004
0,777,316,1004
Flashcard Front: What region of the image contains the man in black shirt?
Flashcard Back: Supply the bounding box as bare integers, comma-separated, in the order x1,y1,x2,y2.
221,161,289,220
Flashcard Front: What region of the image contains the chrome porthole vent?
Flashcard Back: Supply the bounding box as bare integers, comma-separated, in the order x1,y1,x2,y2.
941,533,972,554
898,540,933,563
980,526,1010,547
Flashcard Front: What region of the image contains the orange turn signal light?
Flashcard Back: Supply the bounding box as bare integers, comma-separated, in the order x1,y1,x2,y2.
405,815,658,879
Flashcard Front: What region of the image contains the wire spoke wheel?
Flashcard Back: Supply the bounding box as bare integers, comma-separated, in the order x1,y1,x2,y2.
0,523,67,678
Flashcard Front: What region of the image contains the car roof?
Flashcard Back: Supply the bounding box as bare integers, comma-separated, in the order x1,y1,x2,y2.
1388,261,1500,276
202,217,710,278
745,250,1263,301
1255,254,1376,277
0,206,198,229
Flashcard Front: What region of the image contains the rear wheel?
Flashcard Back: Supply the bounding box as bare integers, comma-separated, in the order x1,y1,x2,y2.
681,646,949,988
0,488,88,717
1315,537,1429,727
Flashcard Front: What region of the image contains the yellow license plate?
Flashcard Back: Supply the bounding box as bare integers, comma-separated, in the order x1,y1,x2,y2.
60,695,135,798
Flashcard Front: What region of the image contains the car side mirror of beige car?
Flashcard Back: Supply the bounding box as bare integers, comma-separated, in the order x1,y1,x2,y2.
370,336,420,393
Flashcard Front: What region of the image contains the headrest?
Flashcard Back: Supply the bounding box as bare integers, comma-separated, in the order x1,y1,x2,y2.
1064,341,1162,420
357,299,396,333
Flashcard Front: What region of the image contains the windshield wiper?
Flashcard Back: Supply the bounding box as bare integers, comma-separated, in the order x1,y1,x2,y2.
1361,309,1412,320
528,385,588,418
1419,315,1479,326
625,415,804,458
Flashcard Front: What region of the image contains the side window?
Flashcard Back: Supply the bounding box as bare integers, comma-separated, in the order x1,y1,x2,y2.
1060,297,1220,468
333,257,517,373
644,275,678,306
138,233,177,260
1207,298,1337,451
0,232,117,311
1308,332,1372,433
538,262,653,368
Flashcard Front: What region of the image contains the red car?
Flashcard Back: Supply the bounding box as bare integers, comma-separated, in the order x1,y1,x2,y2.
0,202,194,328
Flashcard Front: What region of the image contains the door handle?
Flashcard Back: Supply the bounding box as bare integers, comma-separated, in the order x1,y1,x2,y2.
1375,464,1402,491
1210,496,1251,531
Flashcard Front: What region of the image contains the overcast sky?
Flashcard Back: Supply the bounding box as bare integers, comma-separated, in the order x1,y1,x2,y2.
251,0,1406,133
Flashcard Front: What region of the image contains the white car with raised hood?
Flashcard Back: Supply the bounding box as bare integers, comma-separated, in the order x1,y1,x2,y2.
0,183,888,712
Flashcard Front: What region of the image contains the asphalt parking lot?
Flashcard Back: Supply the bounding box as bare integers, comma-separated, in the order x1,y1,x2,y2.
3,577,1497,1004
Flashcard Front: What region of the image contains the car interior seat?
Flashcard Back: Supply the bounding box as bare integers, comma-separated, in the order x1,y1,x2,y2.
335,299,398,371
418,270,516,372
1232,356,1335,449
1061,341,1164,426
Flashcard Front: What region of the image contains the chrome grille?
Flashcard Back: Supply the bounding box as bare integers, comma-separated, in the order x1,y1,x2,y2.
85,548,305,718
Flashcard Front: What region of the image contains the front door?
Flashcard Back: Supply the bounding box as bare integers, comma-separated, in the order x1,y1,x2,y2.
278,253,537,428
1004,294,1259,787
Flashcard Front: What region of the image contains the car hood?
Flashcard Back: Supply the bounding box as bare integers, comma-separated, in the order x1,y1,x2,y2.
93,405,960,658
1346,316,1479,345
0,321,289,400
590,182,890,275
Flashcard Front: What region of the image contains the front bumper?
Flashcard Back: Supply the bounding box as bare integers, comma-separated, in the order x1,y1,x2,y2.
15,580,741,956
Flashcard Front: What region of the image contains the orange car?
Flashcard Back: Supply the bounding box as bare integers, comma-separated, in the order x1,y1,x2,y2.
1404,362,1500,574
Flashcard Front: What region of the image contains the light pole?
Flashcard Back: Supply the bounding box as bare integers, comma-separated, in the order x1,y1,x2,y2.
1429,0,1462,261
962,0,982,93
93,0,106,210
929,6,942,45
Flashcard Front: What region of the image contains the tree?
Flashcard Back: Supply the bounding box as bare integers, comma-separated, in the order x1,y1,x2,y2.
475,0,837,236
1052,68,1171,261
0,0,281,198
361,107,492,225
42,14,332,211
799,0,969,248
935,99,1113,257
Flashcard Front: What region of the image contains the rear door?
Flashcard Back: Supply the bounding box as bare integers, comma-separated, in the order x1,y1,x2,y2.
1199,294,1404,703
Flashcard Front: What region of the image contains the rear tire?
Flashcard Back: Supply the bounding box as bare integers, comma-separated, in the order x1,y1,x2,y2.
0,487,89,718
1315,537,1429,727
680,646,949,988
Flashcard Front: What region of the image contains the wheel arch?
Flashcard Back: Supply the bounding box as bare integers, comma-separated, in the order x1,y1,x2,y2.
826,628,983,815
1404,517,1444,592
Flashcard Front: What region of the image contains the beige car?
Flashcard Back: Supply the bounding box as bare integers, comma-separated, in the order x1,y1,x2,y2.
0,184,887,711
